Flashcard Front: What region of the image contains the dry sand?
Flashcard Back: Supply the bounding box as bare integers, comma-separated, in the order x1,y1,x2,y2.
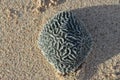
0,0,120,80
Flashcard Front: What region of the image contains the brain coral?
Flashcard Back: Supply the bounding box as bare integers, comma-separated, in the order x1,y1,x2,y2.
38,11,93,74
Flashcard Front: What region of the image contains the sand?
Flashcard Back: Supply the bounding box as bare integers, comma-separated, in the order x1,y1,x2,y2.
0,0,120,80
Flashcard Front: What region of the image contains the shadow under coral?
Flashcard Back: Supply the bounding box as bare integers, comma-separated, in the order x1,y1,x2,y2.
72,5,120,80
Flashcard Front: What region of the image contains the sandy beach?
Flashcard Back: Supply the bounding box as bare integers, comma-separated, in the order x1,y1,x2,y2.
0,0,120,80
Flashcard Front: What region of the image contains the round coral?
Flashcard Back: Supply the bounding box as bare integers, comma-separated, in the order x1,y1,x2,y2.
38,11,93,74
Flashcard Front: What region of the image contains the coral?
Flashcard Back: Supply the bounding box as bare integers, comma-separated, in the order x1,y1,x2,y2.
38,11,93,74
